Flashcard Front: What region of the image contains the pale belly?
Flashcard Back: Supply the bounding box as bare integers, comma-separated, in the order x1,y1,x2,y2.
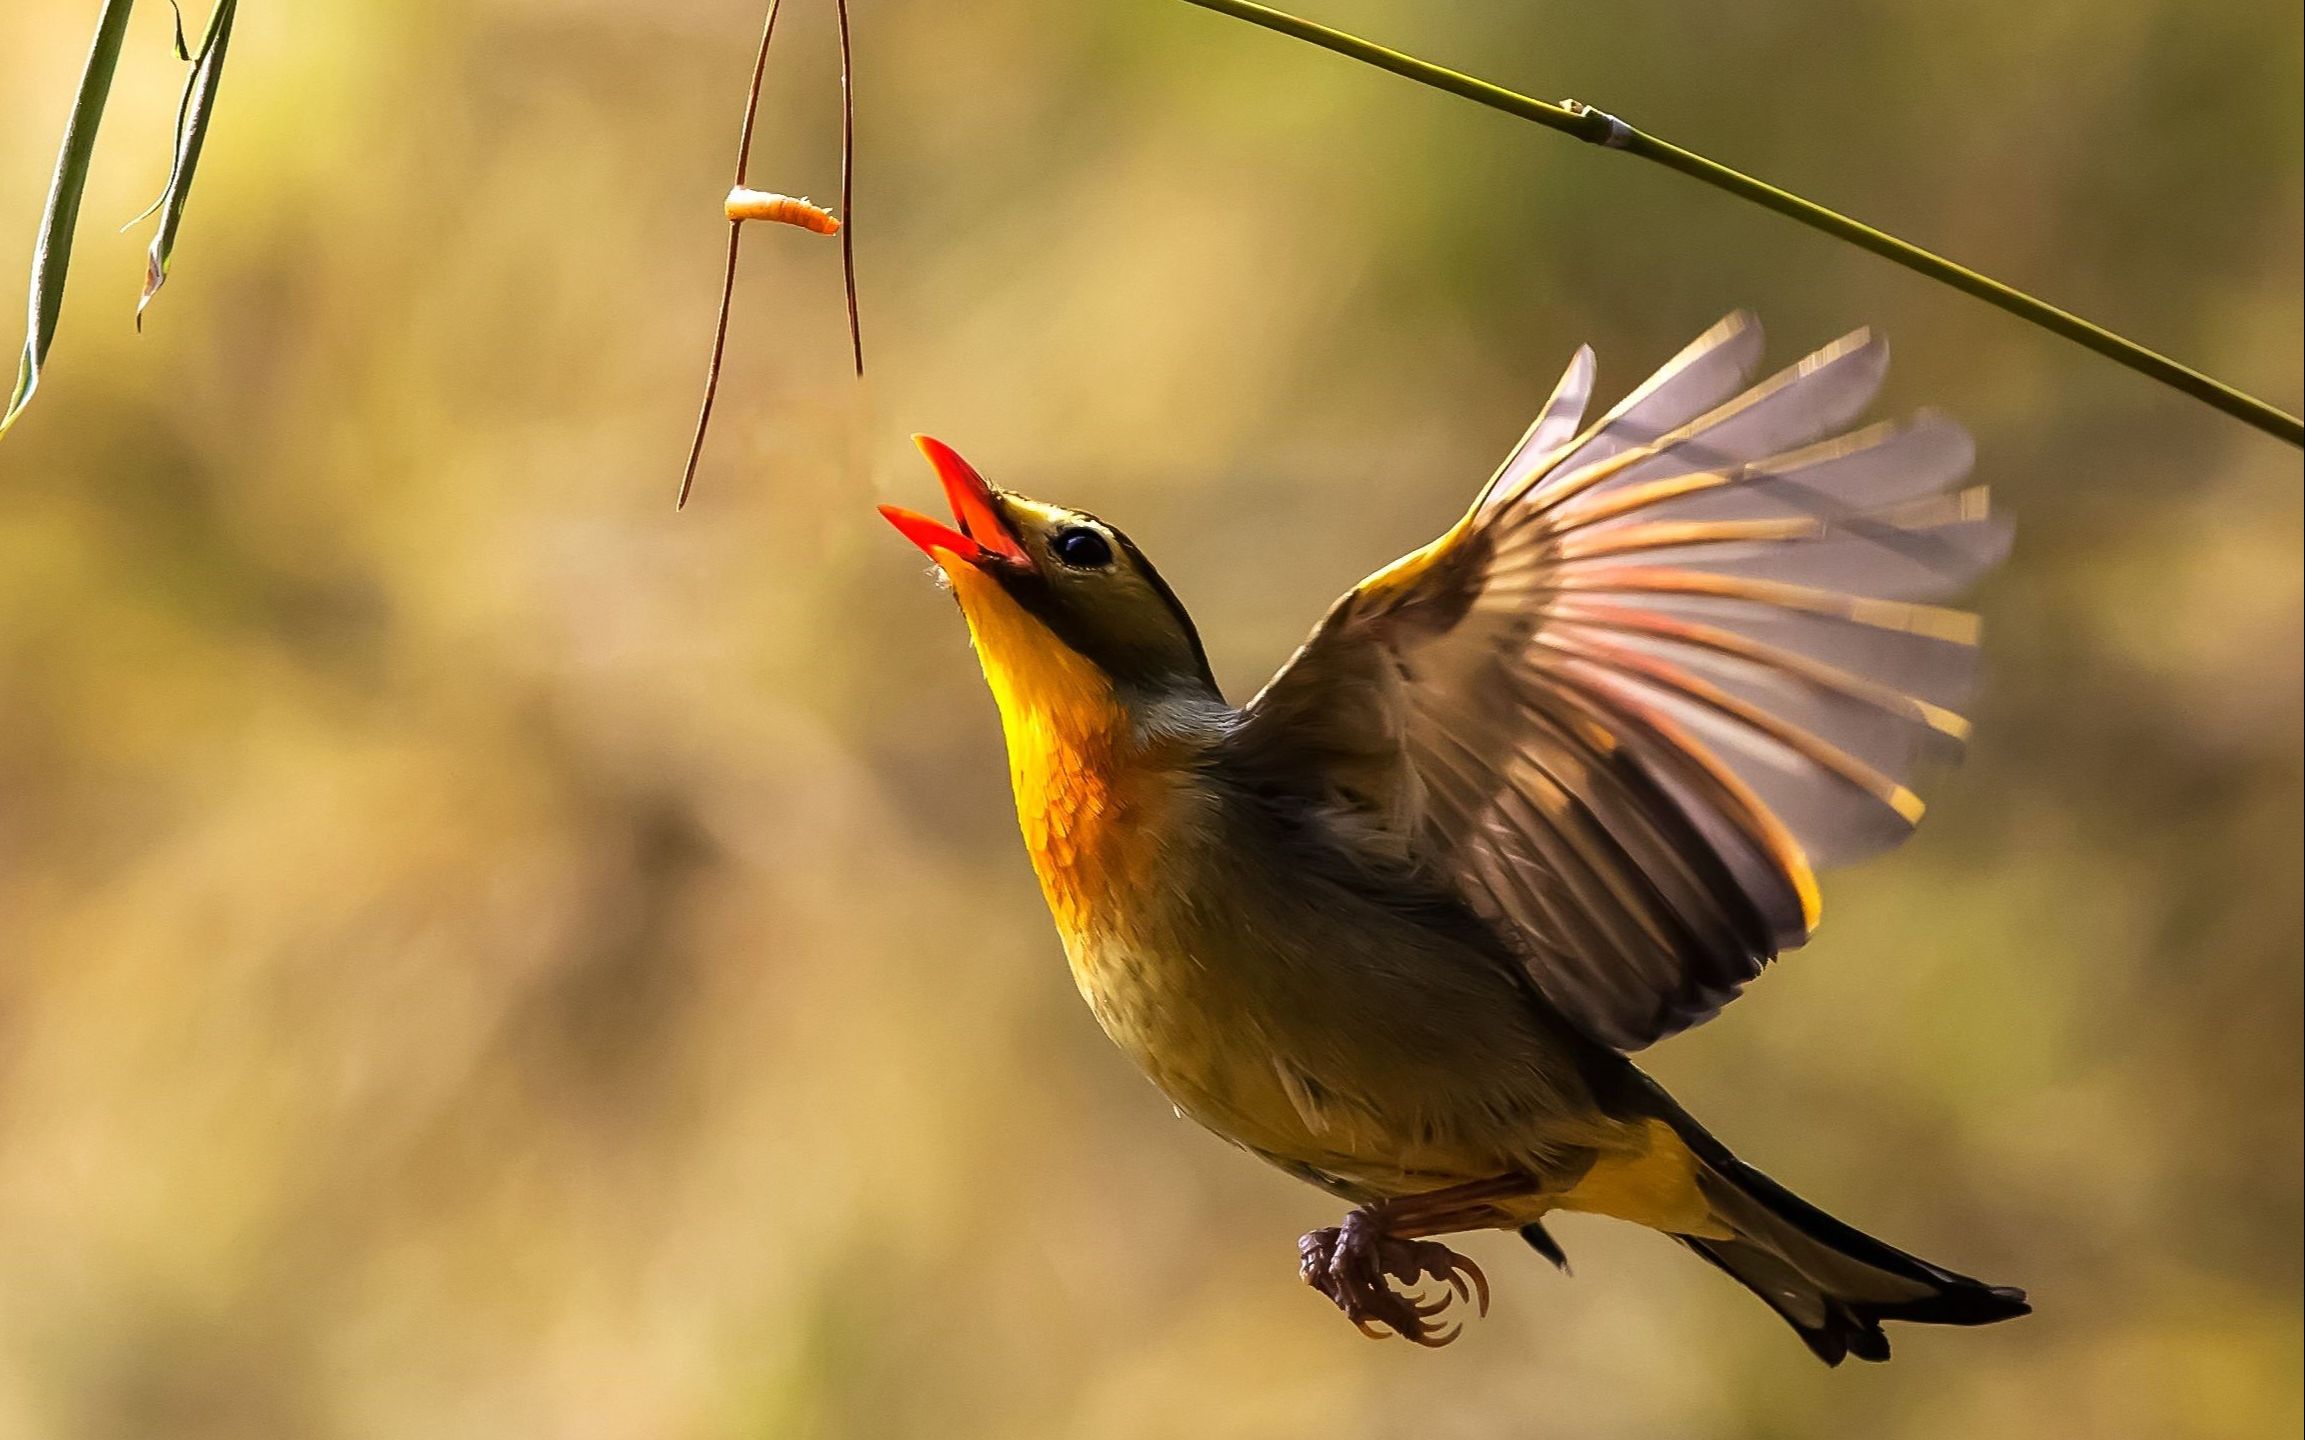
1054,888,1654,1212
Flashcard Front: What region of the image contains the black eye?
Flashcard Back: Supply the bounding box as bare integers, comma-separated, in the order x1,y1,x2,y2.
1051,526,1113,569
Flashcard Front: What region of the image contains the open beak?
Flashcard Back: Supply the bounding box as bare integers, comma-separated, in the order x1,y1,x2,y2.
879,436,1032,568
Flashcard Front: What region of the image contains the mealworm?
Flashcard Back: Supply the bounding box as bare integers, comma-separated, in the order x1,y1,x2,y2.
724,187,841,233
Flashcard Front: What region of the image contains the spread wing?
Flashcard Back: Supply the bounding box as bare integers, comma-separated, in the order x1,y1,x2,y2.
1230,314,2009,1051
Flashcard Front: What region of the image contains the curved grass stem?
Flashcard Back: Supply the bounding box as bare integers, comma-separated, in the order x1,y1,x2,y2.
3,0,137,439
1180,0,2302,449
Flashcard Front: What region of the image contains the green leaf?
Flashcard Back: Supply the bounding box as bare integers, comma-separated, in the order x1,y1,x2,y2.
2,0,139,440
137,0,237,331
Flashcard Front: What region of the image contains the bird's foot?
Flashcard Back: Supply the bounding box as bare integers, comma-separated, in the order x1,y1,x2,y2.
1299,1209,1490,1347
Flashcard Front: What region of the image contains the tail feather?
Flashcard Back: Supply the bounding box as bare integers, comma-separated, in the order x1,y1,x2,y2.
1665,1113,2029,1364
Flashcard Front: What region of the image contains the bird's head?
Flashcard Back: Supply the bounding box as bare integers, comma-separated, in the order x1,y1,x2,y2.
882,437,1220,718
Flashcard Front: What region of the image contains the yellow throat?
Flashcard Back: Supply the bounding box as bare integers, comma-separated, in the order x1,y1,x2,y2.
942,559,1166,943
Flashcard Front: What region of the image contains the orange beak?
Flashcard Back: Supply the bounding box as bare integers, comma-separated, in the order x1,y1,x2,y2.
880,436,1032,568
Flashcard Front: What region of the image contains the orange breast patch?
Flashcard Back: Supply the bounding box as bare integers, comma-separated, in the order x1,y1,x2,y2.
1008,702,1172,942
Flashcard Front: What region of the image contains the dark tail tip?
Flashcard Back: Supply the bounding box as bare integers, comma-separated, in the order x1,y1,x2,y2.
1647,1094,2030,1365
1821,1275,2030,1366
1680,1236,2029,1366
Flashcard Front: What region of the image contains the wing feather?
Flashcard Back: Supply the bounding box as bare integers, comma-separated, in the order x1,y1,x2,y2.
1474,344,1597,515
1231,316,2008,1049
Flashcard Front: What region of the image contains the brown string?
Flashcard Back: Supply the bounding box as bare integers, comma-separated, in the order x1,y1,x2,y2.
836,0,863,377
677,0,785,510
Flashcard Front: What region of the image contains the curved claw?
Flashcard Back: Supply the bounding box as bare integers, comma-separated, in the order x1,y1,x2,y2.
1299,1219,1496,1347
1454,1255,1492,1317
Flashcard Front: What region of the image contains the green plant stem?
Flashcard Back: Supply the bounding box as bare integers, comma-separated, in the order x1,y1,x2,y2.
136,0,238,329
3,0,139,438
1180,0,2303,449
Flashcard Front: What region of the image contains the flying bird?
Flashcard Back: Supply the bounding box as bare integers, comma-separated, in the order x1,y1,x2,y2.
881,314,2028,1362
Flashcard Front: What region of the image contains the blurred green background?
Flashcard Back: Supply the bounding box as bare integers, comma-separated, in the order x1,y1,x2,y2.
0,1,2297,1436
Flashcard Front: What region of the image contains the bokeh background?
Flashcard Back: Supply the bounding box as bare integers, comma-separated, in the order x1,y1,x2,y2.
0,1,2298,1436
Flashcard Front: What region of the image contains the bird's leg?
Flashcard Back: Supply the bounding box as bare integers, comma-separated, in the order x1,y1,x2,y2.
1298,1174,1540,1346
